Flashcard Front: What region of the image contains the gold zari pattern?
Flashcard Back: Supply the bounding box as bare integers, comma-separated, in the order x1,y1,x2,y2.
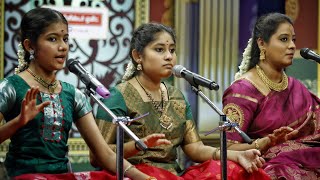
256,65,288,92
223,103,244,132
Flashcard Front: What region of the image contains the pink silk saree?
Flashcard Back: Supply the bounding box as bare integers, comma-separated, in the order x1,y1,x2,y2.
223,77,320,179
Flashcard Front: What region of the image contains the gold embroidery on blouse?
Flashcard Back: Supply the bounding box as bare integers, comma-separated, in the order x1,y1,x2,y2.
223,103,244,132
227,93,258,103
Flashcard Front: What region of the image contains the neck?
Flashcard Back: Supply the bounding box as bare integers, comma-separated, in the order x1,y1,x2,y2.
28,63,56,83
257,63,283,83
135,74,161,92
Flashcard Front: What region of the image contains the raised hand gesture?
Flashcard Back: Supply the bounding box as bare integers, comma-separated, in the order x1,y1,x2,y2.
19,87,50,126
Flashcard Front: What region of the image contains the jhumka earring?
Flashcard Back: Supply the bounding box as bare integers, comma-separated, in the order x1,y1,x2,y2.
29,50,35,61
260,49,266,61
137,64,142,71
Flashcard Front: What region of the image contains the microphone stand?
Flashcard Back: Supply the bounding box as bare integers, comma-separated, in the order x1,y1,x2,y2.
85,89,148,180
190,86,253,180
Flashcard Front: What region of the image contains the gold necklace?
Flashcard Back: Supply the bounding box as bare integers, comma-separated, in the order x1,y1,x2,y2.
27,68,58,94
256,65,288,92
135,77,172,129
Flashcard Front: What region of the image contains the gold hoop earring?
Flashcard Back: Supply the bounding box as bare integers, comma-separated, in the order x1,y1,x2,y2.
137,64,142,71
260,49,266,61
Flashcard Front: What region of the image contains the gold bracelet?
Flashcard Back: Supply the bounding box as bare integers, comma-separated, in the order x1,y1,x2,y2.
254,138,260,150
145,176,157,180
212,147,220,160
124,164,135,175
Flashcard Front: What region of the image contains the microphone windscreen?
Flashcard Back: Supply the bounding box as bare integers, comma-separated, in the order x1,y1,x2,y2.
300,48,310,59
172,65,185,78
66,58,79,73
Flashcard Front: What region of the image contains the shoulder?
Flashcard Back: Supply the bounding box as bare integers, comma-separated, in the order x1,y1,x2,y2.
288,76,306,86
0,77,16,95
288,76,311,92
163,82,184,96
0,76,19,95
225,68,271,97
60,81,75,90
224,78,257,95
100,82,126,104
3,75,22,85
115,81,130,92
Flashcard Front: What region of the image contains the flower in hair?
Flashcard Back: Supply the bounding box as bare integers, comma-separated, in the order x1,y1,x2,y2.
235,38,252,79
122,61,136,82
14,42,28,74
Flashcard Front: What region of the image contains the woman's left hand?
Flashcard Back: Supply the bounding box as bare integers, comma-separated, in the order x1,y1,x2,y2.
237,149,265,173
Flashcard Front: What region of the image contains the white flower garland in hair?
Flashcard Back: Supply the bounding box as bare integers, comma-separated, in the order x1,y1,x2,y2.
234,38,252,80
14,42,28,74
122,61,136,82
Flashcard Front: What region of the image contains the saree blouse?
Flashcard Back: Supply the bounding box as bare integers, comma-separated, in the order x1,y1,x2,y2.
0,75,92,177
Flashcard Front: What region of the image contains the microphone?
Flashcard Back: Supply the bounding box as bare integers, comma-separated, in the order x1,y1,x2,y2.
172,65,219,90
300,48,320,63
67,58,110,98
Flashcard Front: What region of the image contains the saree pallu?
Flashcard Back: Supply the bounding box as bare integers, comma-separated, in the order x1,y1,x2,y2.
223,77,320,179
15,160,268,180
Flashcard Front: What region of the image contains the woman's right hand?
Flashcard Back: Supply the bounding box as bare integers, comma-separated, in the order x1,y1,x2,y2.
142,133,171,148
267,126,298,146
18,87,50,126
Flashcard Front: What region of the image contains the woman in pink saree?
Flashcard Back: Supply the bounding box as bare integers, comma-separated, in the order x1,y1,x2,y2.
223,13,320,179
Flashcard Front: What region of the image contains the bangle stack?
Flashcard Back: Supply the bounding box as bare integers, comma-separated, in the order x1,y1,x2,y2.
124,164,135,176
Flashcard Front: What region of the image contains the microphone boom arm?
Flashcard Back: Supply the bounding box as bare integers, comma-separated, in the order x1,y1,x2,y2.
85,90,147,180
190,86,252,180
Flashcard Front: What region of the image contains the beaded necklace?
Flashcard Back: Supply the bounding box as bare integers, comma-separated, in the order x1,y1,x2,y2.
135,77,172,129
26,68,58,94
256,65,288,92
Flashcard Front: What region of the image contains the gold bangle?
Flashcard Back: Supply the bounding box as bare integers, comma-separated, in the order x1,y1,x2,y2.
124,164,135,175
145,176,157,180
212,147,220,160
254,138,260,150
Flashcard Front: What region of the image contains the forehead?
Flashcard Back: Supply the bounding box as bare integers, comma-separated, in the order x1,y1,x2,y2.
273,22,295,36
149,31,175,46
42,22,68,35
